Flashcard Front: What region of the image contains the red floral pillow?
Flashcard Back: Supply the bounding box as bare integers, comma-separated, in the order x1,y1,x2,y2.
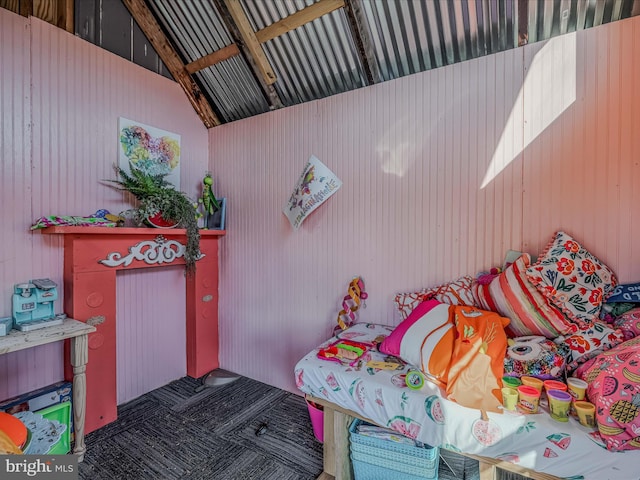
526,231,617,326
555,321,625,371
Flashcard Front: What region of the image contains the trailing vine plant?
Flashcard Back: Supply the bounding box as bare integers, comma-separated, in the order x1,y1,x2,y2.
105,164,201,274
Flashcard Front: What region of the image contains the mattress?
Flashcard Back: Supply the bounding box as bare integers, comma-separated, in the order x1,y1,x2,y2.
294,323,640,480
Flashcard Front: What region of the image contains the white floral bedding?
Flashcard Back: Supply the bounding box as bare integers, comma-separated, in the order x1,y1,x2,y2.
294,323,640,480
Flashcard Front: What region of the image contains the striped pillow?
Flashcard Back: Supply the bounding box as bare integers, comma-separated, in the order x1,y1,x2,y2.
472,254,575,339
394,276,477,320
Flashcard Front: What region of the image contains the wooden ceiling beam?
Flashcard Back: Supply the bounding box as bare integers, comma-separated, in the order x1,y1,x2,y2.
255,0,344,43
343,0,379,86
19,0,32,17
2,0,73,32
222,0,277,85
0,0,23,15
122,0,221,128
518,0,529,46
214,0,283,109
185,43,240,74
58,0,73,33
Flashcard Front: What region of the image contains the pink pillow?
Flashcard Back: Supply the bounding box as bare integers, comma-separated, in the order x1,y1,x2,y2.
380,299,444,356
574,337,640,451
614,308,640,341
379,300,454,385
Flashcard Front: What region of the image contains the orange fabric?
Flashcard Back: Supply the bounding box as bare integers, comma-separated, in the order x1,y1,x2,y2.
445,306,510,413
0,412,27,449
423,317,455,387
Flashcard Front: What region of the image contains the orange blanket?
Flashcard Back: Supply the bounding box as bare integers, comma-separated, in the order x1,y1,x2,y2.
445,306,510,413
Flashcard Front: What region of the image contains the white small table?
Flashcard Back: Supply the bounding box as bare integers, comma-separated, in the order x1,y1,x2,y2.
0,319,96,461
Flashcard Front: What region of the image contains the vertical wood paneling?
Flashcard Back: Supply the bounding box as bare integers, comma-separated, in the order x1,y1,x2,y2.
116,268,186,404
523,17,640,279
0,11,208,403
617,19,639,275
0,9,50,400
211,15,640,395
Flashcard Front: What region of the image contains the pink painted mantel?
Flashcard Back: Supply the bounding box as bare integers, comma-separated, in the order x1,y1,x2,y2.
40,226,225,433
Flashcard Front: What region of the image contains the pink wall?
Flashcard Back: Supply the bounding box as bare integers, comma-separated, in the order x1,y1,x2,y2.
0,10,208,403
210,16,640,394
2,7,639,409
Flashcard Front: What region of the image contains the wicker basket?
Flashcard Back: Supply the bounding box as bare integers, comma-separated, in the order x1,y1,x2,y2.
349,419,439,480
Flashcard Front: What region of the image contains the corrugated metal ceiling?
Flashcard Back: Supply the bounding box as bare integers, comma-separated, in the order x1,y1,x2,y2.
145,0,639,126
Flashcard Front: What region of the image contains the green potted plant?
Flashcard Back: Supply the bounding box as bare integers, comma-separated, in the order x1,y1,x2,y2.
105,164,201,273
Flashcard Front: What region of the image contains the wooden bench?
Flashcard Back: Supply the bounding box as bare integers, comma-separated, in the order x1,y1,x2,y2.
307,395,562,480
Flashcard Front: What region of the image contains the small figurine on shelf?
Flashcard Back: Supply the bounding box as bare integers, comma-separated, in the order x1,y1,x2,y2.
198,172,226,230
201,173,221,216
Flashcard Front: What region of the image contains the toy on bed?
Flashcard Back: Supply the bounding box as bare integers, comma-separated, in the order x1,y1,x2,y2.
335,277,368,331
317,339,372,366
503,335,568,379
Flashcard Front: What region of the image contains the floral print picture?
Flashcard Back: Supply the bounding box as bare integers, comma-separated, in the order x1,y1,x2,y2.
118,117,181,189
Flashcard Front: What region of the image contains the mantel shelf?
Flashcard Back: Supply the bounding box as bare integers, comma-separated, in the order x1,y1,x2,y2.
39,226,225,237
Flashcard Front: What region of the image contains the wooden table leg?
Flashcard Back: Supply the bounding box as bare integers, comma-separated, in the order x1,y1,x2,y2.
333,410,353,480
479,459,496,480
318,404,353,480
70,333,89,462
323,407,336,477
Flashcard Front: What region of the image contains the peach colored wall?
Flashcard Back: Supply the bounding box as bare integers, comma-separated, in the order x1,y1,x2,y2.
210,16,640,394
0,10,208,403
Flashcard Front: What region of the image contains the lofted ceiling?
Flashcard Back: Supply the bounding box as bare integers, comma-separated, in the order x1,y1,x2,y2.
3,0,640,128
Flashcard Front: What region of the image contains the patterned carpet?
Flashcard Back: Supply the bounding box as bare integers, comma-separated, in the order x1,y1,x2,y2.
79,375,323,480
78,374,499,480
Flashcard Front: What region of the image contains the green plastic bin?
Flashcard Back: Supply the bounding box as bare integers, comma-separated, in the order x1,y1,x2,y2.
35,401,71,454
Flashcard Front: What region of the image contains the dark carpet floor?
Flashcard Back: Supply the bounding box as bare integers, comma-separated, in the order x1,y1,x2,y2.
78,374,502,480
79,375,323,480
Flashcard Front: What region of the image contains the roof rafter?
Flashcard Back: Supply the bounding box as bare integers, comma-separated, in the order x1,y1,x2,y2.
255,0,345,44
122,0,221,128
187,0,345,84
518,0,529,46
343,0,380,86
213,0,283,109
222,0,277,85
185,43,240,74
4,0,72,32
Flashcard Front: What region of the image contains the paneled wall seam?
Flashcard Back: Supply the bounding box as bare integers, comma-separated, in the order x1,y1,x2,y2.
519,43,526,245
27,18,34,251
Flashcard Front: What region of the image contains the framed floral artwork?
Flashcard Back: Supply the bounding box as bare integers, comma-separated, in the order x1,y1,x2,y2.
118,118,181,189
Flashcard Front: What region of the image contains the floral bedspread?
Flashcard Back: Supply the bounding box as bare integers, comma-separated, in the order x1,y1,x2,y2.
294,323,640,480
